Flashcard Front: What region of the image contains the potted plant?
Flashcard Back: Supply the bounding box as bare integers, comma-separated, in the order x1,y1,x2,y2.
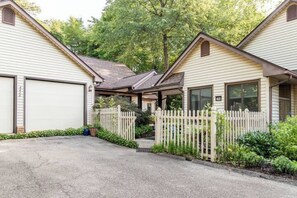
83,125,90,136
89,125,97,137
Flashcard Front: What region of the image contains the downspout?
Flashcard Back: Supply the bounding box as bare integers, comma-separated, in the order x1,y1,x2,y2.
269,75,292,122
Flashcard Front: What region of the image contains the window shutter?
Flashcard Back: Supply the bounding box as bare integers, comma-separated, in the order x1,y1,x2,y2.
201,41,210,57
2,7,15,25
287,5,297,21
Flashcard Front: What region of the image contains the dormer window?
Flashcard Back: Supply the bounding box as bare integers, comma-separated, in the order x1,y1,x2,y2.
201,41,210,57
287,5,297,22
2,7,15,25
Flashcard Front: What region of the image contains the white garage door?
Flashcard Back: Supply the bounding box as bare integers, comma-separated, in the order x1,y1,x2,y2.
0,77,14,134
26,80,85,132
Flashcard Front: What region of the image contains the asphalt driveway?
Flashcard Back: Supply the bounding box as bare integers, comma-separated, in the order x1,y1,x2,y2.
0,137,296,198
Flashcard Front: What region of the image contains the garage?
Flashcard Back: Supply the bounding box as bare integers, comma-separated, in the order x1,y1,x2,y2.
25,80,86,132
0,76,14,134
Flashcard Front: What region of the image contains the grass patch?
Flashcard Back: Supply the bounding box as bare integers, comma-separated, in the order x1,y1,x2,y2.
152,142,199,159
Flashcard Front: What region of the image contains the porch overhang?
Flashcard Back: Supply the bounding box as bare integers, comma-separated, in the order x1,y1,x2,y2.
133,84,183,94
263,63,297,84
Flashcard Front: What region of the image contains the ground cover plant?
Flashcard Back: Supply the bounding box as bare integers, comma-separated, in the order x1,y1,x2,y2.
97,128,139,149
0,128,84,141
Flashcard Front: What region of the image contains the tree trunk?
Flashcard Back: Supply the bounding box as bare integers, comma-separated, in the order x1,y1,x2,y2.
163,33,169,70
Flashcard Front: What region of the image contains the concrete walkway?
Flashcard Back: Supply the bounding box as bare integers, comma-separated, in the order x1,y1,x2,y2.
0,136,296,198
136,138,155,149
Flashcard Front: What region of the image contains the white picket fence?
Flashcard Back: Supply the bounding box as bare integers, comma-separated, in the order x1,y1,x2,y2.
222,110,267,148
155,107,267,162
98,105,136,141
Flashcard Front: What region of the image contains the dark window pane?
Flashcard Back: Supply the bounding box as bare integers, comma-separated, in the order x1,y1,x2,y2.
279,84,291,99
227,82,259,111
190,87,212,111
228,98,242,111
228,85,241,99
243,83,257,98
243,97,258,112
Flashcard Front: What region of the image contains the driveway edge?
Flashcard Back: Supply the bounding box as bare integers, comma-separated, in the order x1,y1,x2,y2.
154,153,297,186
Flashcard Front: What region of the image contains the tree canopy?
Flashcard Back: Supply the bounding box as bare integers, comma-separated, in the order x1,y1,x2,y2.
15,0,41,15
16,0,282,73
87,0,275,72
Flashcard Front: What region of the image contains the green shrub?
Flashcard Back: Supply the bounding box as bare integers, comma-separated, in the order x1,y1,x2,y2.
219,144,266,168
152,144,165,153
0,128,84,141
93,96,151,127
238,132,278,158
135,111,151,127
135,125,153,138
271,116,297,160
152,142,199,158
97,129,139,149
272,156,297,175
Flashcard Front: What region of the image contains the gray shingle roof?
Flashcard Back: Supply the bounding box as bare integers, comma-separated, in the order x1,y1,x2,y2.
135,74,163,91
159,72,184,87
79,56,135,89
112,71,154,89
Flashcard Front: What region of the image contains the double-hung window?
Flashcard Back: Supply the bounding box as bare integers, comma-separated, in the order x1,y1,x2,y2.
227,81,259,111
189,87,212,111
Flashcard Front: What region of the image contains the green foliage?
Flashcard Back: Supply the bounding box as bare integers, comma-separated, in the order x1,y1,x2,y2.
40,0,280,73
271,116,297,161
238,132,278,159
135,111,151,127
272,156,297,175
219,144,266,168
15,0,41,15
0,128,84,141
166,95,183,110
94,96,151,127
135,125,153,139
86,0,277,72
97,128,139,149
152,144,165,153
152,143,199,159
43,17,89,55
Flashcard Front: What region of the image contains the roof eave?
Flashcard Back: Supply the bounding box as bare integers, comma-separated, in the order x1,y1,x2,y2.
0,0,104,82
237,0,297,48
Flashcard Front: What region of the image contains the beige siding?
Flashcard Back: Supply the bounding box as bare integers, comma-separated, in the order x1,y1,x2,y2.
132,96,156,113
174,41,269,117
0,10,94,128
243,3,297,70
270,78,279,123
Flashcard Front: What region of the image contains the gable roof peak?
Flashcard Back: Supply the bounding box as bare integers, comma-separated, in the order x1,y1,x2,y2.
156,32,285,86
0,0,103,82
238,0,297,48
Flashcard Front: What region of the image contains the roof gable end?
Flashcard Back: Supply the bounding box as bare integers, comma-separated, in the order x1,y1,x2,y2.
238,0,297,48
0,0,103,82
156,32,280,86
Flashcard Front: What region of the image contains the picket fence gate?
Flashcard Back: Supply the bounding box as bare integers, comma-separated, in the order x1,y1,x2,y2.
154,107,267,162
98,105,136,141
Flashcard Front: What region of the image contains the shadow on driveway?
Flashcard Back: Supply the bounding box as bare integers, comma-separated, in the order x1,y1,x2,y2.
0,136,296,198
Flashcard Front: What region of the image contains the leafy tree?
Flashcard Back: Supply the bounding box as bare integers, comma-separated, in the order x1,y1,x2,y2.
88,0,277,73
15,0,41,15
44,17,89,54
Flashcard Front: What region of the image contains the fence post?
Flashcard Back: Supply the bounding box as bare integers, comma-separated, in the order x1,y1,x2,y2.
210,106,217,162
117,105,121,136
155,108,161,144
245,109,250,133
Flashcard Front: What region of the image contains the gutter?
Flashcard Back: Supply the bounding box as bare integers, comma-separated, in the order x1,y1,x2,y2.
269,75,293,122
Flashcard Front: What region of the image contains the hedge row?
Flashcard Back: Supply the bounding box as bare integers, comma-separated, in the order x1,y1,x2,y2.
97,128,139,149
0,127,139,149
0,128,84,141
